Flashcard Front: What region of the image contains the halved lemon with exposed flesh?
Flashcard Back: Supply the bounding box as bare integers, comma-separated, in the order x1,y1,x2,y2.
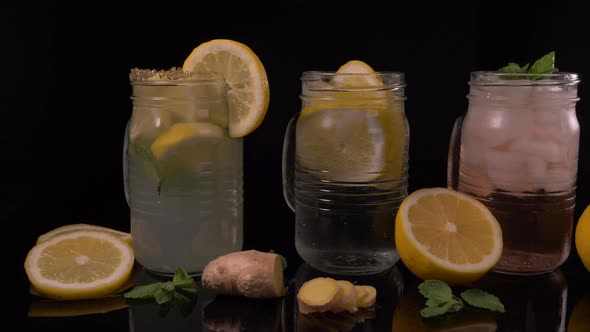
25,230,135,300
182,39,270,138
395,187,503,285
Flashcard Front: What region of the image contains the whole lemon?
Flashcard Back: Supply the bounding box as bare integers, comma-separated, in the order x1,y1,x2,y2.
575,204,590,272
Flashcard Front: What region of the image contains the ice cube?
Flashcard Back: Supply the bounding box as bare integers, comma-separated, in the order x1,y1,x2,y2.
465,102,534,148
129,107,171,143
528,157,577,192
484,148,533,192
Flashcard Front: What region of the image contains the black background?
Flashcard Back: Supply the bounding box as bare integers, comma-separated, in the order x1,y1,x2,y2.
6,1,590,329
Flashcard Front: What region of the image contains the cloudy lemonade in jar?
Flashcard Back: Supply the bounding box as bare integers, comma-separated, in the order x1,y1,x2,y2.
457,71,580,274
126,68,243,275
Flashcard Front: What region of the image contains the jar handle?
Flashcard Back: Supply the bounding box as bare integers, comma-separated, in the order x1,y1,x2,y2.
282,113,299,212
447,115,463,190
122,120,130,206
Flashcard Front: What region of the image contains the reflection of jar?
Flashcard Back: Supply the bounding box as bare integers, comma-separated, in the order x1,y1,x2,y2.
449,72,581,275
473,270,568,332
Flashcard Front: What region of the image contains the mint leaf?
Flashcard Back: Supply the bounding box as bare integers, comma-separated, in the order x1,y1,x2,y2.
460,288,505,312
124,282,162,300
529,51,558,74
497,51,558,80
419,280,453,306
154,286,174,304
172,267,197,292
269,249,288,270
124,267,198,314
420,300,463,318
498,62,528,74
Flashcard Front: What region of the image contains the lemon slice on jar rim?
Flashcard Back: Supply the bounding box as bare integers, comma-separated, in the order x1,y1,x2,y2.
182,39,270,138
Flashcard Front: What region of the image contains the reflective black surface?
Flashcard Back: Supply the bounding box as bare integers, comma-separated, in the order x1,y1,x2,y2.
17,254,590,332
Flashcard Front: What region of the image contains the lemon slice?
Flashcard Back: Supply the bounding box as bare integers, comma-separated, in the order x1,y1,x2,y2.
36,224,133,247
296,106,386,182
395,188,503,285
24,230,135,300
296,59,406,183
151,122,223,161
182,39,270,138
332,60,381,87
575,204,590,272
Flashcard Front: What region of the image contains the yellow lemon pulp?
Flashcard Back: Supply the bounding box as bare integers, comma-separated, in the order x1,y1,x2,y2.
575,204,590,272
182,39,270,138
25,230,135,300
395,188,503,285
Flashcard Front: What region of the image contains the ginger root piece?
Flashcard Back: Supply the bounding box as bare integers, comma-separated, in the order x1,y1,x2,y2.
355,285,377,308
201,250,284,298
297,277,340,314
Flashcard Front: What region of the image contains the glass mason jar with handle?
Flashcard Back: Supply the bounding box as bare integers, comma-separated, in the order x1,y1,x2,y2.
282,70,409,275
448,71,580,275
123,68,243,276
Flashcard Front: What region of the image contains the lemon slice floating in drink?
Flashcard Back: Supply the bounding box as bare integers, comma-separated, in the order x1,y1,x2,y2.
395,187,503,285
296,60,406,183
24,230,135,300
182,39,270,138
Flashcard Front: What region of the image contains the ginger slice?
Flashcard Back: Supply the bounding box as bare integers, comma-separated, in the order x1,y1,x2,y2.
355,285,377,308
297,277,340,314
332,280,358,313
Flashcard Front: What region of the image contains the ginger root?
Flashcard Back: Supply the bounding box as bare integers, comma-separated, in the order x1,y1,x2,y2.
201,250,285,298
297,277,377,314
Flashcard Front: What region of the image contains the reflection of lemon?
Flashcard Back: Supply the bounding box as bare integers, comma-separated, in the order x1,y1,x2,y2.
568,293,590,332
24,230,135,300
296,60,407,182
575,204,590,272
395,188,503,285
392,289,498,331
36,223,132,247
28,295,128,317
183,39,270,138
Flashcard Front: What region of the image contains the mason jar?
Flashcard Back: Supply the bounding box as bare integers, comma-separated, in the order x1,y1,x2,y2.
448,71,581,274
282,70,409,275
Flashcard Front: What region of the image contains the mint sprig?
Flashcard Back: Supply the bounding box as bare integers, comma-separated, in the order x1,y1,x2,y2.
124,267,198,315
498,51,558,79
418,280,505,318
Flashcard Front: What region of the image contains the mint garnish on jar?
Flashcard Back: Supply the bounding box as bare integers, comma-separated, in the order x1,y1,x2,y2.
498,51,558,79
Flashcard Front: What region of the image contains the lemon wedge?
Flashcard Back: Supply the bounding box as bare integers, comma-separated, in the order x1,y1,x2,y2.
36,223,133,247
182,39,270,138
24,230,135,300
395,188,503,285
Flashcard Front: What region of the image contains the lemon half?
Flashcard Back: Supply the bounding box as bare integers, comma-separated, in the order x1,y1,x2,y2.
395,188,503,285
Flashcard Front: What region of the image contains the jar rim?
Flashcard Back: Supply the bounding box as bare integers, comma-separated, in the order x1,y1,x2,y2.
129,67,224,86
469,71,580,86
